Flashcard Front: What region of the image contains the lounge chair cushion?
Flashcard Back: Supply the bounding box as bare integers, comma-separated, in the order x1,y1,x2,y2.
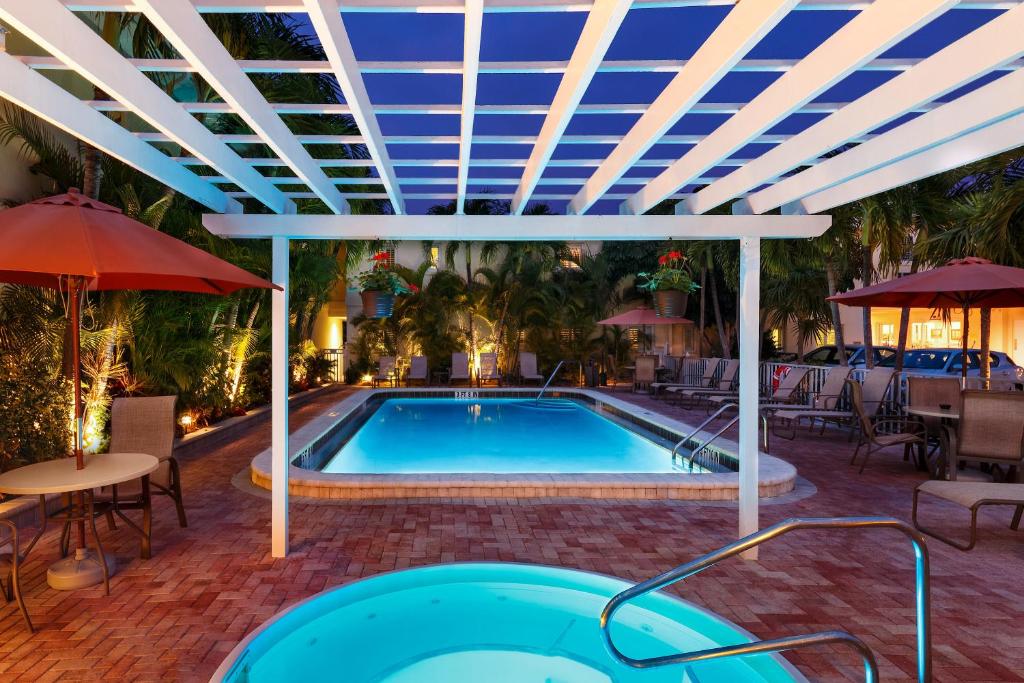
917,481,1024,508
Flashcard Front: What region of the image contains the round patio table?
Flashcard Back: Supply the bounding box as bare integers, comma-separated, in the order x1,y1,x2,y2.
0,452,158,592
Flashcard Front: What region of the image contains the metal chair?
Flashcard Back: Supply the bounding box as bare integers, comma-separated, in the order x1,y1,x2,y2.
0,514,33,631
848,379,926,474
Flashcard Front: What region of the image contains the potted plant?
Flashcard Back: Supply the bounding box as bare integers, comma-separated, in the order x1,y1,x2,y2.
357,251,412,318
637,248,699,317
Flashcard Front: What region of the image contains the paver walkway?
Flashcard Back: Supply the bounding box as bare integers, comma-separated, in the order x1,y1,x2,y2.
1,385,1022,682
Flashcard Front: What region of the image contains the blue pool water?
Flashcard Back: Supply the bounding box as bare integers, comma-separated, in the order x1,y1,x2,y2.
321,398,699,474
216,564,804,682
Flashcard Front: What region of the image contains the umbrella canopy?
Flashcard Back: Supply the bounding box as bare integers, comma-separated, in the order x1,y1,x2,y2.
0,189,277,472
0,189,277,293
598,306,693,326
828,257,1024,381
827,257,1024,309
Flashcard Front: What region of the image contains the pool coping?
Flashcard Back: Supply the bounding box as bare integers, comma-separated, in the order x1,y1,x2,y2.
250,388,797,501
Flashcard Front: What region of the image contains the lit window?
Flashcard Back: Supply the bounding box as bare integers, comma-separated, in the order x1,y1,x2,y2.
561,243,583,269
430,246,439,267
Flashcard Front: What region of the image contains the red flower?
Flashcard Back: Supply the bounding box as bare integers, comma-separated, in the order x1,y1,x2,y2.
657,255,668,265
372,251,389,261
409,284,420,293
668,250,683,260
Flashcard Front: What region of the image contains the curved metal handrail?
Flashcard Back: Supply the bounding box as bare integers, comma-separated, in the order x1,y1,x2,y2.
683,415,738,471
670,403,737,468
536,359,583,401
600,517,931,683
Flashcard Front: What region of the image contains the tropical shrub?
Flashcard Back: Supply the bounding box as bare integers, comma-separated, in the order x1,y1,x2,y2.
0,352,71,472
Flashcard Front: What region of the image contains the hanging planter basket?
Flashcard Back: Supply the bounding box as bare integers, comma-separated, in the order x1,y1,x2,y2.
361,290,395,318
653,290,688,318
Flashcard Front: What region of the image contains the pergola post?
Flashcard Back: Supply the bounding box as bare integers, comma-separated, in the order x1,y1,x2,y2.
738,235,761,559
271,235,290,558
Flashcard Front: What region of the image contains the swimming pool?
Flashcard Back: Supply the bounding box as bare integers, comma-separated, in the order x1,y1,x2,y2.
213,563,806,683
250,388,799,500
321,398,703,474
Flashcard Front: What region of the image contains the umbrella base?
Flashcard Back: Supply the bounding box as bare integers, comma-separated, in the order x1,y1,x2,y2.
47,548,115,590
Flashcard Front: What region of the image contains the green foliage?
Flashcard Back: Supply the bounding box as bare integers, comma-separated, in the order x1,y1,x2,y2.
0,351,71,472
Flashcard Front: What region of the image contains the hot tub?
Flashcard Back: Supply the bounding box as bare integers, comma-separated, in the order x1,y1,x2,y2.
213,563,806,682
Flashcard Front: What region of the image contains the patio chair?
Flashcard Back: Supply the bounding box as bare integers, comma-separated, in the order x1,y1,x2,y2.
944,390,1024,482
633,355,658,392
477,352,501,387
371,356,397,387
912,480,1024,550
91,396,185,559
606,354,632,392
668,358,739,407
519,352,544,385
450,352,471,385
651,357,720,396
0,508,34,631
706,366,811,412
766,365,853,440
406,355,428,386
906,375,961,454
848,379,926,474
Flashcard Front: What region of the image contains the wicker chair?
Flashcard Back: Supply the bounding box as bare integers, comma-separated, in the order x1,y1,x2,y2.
946,391,1024,482
848,379,926,474
95,396,185,558
0,515,33,631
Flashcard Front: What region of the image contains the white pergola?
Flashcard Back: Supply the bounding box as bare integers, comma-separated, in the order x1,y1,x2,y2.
2,0,1023,558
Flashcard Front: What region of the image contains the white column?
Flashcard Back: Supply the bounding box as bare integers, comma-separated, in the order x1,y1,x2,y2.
271,235,290,558
738,235,761,558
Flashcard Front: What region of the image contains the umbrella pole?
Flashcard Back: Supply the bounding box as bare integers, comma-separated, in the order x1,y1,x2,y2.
70,278,87,550
961,304,969,386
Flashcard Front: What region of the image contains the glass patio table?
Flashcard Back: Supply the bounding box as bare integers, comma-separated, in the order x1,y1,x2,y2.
0,452,158,592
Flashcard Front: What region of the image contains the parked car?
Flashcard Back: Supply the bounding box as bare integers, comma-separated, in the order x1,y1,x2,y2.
801,344,897,368
878,348,1024,381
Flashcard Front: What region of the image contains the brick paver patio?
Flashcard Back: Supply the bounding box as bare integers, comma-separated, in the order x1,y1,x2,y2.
1,385,1022,682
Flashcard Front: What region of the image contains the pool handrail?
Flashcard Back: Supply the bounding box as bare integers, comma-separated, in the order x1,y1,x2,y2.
536,359,582,401
600,516,931,683
670,403,736,469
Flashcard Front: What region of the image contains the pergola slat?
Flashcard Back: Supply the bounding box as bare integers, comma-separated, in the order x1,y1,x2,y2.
510,0,633,214
625,0,959,216
134,0,349,213
691,3,1024,215
0,51,235,213
456,0,484,213
800,106,1024,214
303,0,405,213
568,0,796,216
0,0,290,214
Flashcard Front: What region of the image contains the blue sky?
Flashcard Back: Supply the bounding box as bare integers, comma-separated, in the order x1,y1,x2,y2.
286,7,1008,214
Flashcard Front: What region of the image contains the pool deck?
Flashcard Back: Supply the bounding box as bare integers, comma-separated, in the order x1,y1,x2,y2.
1,384,1023,681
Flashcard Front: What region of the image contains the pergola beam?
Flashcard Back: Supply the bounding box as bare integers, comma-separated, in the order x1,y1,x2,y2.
203,212,832,240
134,0,348,213
138,132,871,145
174,156,756,167
0,51,235,213
27,55,1024,76
691,3,1024,215
303,0,405,213
59,0,1024,14
749,48,1024,215
799,111,1024,214
0,0,289,214
568,0,797,216
625,0,958,216
457,0,484,213
511,0,633,214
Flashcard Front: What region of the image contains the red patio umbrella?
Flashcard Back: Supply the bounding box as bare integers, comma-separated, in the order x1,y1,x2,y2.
828,257,1024,380
598,306,692,354
0,189,278,470
0,189,277,588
